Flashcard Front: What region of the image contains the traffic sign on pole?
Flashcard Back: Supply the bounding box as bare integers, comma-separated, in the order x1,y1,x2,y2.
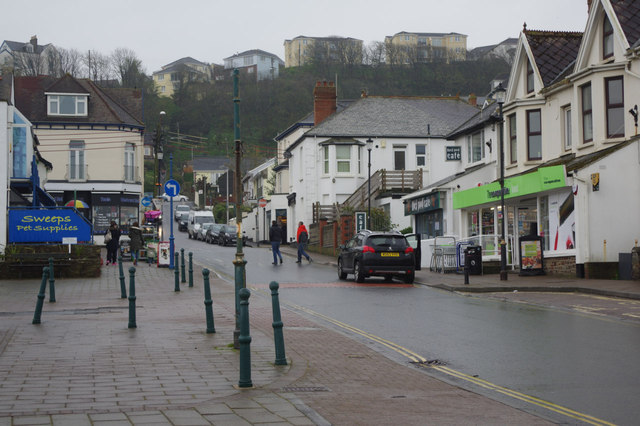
164,179,181,197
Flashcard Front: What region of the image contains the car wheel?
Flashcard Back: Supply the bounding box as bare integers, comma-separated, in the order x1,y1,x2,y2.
354,261,365,283
337,258,347,280
403,271,415,284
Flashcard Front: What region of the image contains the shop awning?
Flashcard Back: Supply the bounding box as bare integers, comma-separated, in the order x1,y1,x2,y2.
453,165,567,209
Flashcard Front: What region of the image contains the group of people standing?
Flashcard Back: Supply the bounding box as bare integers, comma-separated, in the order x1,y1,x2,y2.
104,221,145,266
269,220,312,265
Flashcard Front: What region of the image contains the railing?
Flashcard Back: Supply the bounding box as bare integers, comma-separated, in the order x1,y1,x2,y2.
342,169,423,209
66,164,88,182
313,202,340,223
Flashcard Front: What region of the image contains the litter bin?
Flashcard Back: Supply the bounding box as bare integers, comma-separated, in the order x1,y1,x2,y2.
464,246,482,275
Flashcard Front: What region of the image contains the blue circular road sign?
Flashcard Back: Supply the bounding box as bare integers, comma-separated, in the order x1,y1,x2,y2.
164,179,181,197
141,196,152,207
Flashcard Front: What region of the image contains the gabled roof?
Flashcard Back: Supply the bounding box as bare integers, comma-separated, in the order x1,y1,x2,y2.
13,75,143,127
224,49,283,62
163,57,208,69
192,156,231,172
305,96,479,139
1,40,52,55
610,0,640,48
446,101,499,140
524,30,583,86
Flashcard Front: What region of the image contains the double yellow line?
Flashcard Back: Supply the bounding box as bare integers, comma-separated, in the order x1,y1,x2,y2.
279,299,616,426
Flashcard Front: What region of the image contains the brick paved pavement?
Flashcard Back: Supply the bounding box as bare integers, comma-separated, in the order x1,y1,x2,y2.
2,247,638,425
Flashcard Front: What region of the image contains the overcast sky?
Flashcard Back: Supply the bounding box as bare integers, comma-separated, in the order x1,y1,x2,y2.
3,0,589,74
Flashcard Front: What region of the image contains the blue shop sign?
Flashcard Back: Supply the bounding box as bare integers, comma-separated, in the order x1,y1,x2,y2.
8,208,92,243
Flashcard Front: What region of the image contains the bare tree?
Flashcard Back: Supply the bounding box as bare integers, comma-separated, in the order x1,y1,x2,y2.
111,47,146,88
83,50,112,84
57,47,84,77
364,41,385,67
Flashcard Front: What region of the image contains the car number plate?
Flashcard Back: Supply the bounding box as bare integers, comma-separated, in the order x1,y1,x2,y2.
380,252,399,257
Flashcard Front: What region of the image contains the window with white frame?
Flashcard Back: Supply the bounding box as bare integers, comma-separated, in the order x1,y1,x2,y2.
69,140,85,180
336,145,351,173
358,146,362,174
323,146,329,174
416,145,426,166
47,94,87,116
467,130,484,163
157,74,164,81
563,106,572,150
124,143,135,182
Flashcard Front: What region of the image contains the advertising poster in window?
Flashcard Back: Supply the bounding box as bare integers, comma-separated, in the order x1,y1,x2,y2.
548,190,575,251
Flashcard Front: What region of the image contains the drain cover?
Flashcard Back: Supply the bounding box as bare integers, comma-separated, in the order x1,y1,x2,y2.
281,386,330,392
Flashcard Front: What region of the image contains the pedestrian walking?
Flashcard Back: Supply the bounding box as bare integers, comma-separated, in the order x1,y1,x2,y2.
296,221,312,263
128,221,144,266
269,220,284,265
105,221,121,266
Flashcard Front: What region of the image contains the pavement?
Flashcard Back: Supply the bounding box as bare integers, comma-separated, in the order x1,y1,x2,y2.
1,246,639,426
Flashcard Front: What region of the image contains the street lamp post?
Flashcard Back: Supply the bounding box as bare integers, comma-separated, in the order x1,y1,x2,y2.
493,83,508,281
153,111,166,197
366,138,373,230
169,153,175,270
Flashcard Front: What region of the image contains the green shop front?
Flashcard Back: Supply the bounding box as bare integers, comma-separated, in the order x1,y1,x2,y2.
452,166,572,266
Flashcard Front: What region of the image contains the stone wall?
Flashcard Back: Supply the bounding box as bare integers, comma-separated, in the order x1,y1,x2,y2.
544,256,576,277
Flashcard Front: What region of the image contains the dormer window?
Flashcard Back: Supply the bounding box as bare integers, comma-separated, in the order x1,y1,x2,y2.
603,16,614,59
47,93,88,117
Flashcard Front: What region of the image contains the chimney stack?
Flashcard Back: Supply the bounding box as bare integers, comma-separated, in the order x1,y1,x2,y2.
30,35,38,49
468,93,477,107
313,81,337,126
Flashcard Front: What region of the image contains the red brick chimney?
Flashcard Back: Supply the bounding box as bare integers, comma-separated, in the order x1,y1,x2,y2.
468,93,477,107
314,81,337,126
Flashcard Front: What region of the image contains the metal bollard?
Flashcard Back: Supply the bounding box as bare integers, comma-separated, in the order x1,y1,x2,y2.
118,256,127,298
48,257,56,303
174,253,180,292
238,288,253,388
188,252,194,288
202,269,215,333
464,252,470,285
269,281,287,365
181,248,186,283
128,267,137,328
32,267,49,324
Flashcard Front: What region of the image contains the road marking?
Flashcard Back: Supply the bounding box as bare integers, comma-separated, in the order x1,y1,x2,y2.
274,300,615,426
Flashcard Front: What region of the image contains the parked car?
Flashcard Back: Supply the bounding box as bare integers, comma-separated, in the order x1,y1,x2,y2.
174,204,190,221
218,224,246,246
205,224,224,244
197,223,215,241
162,193,188,202
337,230,415,283
177,212,189,232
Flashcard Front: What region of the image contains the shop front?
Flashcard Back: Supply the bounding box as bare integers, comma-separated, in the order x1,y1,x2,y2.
404,191,444,239
453,166,573,269
92,193,140,235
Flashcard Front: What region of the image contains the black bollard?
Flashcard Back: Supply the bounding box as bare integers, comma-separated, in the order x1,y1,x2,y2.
269,281,287,366
464,251,470,285
238,288,253,388
174,253,180,292
128,267,137,328
48,257,56,303
180,248,186,283
188,252,194,288
32,267,49,325
118,256,127,298
202,269,215,333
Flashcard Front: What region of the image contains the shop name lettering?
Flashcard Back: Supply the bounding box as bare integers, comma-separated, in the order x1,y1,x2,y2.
411,197,436,211
487,187,510,199
15,215,78,232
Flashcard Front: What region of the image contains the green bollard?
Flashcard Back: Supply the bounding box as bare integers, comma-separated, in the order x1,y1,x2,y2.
202,269,215,333
269,281,287,365
118,256,127,298
181,248,186,283
128,267,137,329
188,252,194,288
238,288,253,388
48,257,56,303
174,253,180,292
32,267,49,325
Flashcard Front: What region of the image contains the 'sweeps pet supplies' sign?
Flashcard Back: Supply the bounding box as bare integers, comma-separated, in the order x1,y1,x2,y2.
9,208,92,243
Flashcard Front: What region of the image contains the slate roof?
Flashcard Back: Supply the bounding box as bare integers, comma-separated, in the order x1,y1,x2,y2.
224,49,283,63
13,75,143,127
305,96,479,139
274,100,353,141
192,156,232,171
525,30,583,87
446,101,499,140
2,40,51,54
611,0,640,48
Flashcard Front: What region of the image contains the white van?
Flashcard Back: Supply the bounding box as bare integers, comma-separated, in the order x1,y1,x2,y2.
188,210,215,239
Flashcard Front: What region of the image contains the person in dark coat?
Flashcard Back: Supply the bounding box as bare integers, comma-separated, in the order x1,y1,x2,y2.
269,220,284,265
296,221,312,263
128,221,144,266
105,221,121,265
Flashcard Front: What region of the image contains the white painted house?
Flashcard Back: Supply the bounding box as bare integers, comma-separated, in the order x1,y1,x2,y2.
223,49,283,81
